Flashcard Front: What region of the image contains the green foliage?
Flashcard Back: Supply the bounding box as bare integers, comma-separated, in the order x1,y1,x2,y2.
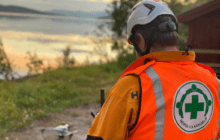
108,0,139,37
0,62,123,136
177,23,189,50
117,52,136,70
55,45,76,69
0,37,15,80
111,39,129,54
179,39,187,51
162,0,186,15
78,65,101,78
99,61,120,73
25,51,44,75
63,45,75,68
91,25,112,64
0,96,26,136
111,39,136,70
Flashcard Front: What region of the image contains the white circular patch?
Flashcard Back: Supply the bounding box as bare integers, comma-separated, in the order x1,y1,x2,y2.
173,81,213,133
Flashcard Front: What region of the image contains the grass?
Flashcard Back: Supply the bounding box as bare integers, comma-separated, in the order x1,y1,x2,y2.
0,61,123,137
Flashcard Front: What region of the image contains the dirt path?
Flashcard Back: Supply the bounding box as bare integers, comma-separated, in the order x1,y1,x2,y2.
1,103,101,140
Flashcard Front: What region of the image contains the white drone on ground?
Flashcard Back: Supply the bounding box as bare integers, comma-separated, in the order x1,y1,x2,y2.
41,123,78,140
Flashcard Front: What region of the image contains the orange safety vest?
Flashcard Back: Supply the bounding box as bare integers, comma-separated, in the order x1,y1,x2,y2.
121,52,220,140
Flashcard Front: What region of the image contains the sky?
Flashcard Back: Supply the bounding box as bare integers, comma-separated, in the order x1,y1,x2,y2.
0,0,199,13
0,0,110,12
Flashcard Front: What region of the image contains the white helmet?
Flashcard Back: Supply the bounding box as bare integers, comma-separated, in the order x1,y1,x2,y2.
127,0,178,43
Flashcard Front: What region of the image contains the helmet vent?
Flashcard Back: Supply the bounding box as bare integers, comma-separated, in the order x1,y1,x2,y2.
144,4,156,16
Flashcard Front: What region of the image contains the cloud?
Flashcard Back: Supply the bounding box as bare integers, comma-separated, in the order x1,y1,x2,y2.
0,30,93,44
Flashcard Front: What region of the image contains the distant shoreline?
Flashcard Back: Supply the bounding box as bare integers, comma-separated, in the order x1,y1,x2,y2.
0,11,65,18
0,12,113,22
0,4,59,16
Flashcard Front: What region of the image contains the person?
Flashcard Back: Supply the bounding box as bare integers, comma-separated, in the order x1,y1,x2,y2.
86,0,220,139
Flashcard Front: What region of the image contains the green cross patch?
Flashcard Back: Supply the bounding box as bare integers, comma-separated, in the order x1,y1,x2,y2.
173,81,213,133
185,95,204,119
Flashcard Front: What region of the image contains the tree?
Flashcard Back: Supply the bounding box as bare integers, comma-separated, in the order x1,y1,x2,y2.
25,51,44,75
106,0,140,38
0,37,15,80
62,45,75,68
55,45,76,68
104,0,140,69
91,24,112,63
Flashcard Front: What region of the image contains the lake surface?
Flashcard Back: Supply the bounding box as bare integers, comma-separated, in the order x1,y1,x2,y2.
0,12,112,35
0,13,117,80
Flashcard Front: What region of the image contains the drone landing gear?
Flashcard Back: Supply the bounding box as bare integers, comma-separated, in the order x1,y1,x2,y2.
57,134,64,140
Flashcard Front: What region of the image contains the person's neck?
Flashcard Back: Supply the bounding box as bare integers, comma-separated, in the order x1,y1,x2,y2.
150,46,178,53
136,46,179,58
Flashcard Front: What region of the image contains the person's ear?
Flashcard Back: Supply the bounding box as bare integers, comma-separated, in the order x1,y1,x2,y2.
136,33,147,52
128,39,133,45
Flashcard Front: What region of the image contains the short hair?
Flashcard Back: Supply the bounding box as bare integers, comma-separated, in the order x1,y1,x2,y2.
131,15,179,47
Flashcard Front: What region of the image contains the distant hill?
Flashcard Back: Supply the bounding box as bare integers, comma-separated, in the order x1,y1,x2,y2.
48,9,109,19
0,4,111,19
0,4,60,15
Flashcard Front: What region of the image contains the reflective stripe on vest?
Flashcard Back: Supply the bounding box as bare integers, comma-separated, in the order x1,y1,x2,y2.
145,66,165,140
215,78,220,139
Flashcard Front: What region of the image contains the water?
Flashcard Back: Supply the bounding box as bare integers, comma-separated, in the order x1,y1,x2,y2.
0,13,111,35
0,13,116,80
